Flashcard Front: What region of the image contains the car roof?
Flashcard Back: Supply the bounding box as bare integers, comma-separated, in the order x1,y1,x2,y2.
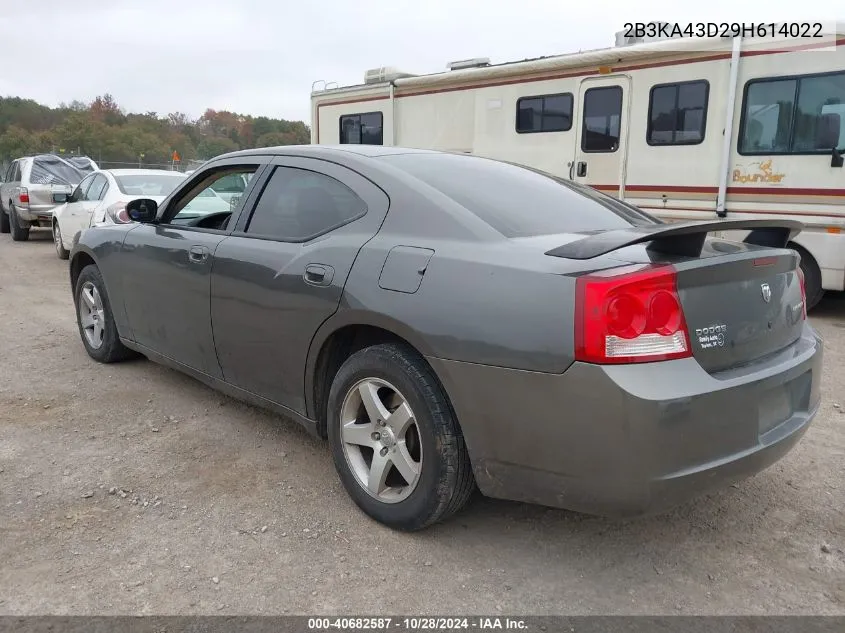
217,144,440,160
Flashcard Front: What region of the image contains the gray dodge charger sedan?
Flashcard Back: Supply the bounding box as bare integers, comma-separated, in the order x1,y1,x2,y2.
68,145,823,530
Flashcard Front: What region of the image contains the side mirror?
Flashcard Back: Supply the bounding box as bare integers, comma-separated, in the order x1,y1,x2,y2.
815,113,843,168
816,112,840,149
126,198,158,223
52,192,69,204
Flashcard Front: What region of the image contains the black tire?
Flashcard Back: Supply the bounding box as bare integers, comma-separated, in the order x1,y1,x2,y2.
794,245,824,311
9,205,29,242
74,264,136,363
327,343,475,531
0,206,9,234
53,222,69,260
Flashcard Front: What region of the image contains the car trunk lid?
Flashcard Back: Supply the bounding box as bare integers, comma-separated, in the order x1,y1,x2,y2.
546,219,806,373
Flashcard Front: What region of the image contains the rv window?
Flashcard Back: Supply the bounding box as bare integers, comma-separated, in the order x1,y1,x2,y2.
339,112,383,145
647,80,709,145
740,70,845,154
581,86,623,153
516,93,573,133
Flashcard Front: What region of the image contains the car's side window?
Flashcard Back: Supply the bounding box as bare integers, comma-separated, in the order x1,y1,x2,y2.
5,161,16,182
74,174,96,202
244,167,367,242
160,166,258,226
85,174,108,201
13,162,21,181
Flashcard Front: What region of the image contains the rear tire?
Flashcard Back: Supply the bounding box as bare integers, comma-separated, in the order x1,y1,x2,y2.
53,222,69,259
0,206,9,234
794,245,824,311
9,206,29,242
327,343,475,531
74,264,136,363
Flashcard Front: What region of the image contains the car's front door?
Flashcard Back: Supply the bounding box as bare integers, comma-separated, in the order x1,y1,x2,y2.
210,156,390,413
120,159,267,377
65,173,107,240
1,161,18,211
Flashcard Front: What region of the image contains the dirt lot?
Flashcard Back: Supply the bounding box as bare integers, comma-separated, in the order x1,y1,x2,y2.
0,230,843,615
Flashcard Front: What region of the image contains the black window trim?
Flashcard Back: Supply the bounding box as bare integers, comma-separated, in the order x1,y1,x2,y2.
156,159,270,235
74,173,97,201
738,68,845,156
339,111,384,145
515,92,574,134
235,164,369,244
86,173,108,201
646,79,710,147
580,85,624,154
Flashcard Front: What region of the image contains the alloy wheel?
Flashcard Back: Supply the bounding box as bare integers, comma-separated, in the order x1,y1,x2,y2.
54,224,63,254
79,281,106,349
339,378,423,503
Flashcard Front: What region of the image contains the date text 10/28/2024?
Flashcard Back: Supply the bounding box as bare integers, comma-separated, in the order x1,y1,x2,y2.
308,617,528,631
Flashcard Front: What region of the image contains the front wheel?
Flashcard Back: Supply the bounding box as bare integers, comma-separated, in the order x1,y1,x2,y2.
9,206,29,242
74,264,136,363
54,222,69,259
327,343,475,531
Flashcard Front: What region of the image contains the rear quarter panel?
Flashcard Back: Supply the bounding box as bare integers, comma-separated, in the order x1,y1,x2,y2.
343,236,578,373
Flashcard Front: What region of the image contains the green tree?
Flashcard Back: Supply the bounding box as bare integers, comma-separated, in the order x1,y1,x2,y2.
0,94,310,164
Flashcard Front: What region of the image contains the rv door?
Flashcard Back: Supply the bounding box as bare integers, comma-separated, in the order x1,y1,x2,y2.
571,75,631,199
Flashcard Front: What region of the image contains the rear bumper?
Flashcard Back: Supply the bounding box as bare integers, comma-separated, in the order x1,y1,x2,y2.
17,203,56,224
428,324,823,517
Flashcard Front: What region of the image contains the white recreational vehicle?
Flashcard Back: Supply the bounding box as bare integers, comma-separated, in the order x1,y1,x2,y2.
311,26,845,308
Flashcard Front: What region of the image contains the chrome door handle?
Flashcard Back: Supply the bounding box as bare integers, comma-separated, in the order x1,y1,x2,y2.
304,263,334,286
189,245,209,263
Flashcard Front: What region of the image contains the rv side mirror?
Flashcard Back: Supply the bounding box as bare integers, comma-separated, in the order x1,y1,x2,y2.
817,112,840,148
816,113,843,168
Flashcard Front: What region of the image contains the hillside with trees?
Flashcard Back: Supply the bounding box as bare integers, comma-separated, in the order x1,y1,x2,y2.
0,94,310,169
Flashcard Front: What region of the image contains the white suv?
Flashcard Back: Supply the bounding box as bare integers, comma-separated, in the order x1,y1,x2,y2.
1,154,97,241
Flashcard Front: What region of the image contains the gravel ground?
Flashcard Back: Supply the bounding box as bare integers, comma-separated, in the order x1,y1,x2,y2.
0,231,843,615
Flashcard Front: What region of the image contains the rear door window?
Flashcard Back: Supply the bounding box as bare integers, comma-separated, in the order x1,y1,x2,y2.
379,153,656,238
245,166,367,241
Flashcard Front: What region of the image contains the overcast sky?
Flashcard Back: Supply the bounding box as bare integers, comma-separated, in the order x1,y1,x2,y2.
1,0,843,124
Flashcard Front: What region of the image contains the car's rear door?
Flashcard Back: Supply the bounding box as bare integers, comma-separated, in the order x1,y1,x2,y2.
210,156,390,414
120,158,268,377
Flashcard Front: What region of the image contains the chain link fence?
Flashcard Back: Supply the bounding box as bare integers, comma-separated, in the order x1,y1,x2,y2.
1,158,209,178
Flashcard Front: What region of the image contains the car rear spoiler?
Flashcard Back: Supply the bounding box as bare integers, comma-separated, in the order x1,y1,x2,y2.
545,219,803,260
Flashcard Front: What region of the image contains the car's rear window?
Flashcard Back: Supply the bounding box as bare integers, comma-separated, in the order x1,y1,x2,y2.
379,153,658,237
115,173,185,196
29,156,88,186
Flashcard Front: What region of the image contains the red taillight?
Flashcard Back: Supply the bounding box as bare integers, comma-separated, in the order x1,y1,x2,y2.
105,202,132,224
18,188,29,204
796,267,807,320
575,265,692,364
